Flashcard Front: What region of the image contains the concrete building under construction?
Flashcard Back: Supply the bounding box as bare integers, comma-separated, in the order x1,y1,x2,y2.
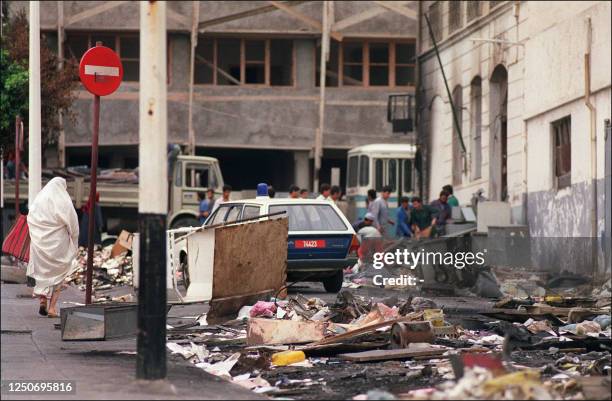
10,0,420,192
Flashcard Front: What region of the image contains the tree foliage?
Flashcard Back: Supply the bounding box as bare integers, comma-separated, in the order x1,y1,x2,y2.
0,9,78,153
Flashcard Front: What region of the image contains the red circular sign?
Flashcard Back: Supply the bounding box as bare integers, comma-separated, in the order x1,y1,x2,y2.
79,46,123,96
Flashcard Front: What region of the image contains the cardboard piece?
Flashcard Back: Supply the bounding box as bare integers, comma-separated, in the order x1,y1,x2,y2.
111,230,134,257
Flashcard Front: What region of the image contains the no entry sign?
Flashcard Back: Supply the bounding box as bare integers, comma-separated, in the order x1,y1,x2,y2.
79,45,123,96
79,43,124,305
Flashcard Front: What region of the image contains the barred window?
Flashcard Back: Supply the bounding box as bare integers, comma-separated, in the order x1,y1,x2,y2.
448,1,463,34
552,116,571,189
195,37,294,86
316,41,415,87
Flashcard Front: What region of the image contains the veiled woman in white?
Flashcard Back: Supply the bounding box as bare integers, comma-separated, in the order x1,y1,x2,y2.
27,177,79,317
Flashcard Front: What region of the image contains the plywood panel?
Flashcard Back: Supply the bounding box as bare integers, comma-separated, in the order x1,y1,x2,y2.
212,218,288,299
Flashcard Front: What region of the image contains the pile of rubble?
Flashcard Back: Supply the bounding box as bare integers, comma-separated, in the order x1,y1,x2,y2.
165,289,611,400
67,245,133,297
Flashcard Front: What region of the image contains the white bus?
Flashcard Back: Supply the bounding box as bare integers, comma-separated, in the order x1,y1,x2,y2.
346,144,417,234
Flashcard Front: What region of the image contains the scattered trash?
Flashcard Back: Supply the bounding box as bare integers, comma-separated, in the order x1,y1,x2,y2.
159,271,610,400
69,244,133,295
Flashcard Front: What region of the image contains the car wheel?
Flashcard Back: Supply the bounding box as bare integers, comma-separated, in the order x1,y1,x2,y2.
322,270,344,293
171,216,200,229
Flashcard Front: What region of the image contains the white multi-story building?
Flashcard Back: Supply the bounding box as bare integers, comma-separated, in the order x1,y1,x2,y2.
417,1,610,273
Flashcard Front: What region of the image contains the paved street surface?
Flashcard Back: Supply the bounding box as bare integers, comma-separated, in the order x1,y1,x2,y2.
1,283,263,400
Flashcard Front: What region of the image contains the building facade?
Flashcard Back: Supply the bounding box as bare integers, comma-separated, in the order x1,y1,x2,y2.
11,0,420,193
417,1,611,274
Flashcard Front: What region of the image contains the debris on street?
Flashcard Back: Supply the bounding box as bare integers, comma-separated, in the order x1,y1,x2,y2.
162,286,611,400
67,244,133,301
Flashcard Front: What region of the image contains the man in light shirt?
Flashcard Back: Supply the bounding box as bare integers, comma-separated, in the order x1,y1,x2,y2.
211,184,232,213
316,183,331,200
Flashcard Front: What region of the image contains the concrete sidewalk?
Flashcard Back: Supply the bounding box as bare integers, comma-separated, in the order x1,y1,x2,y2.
1,283,263,400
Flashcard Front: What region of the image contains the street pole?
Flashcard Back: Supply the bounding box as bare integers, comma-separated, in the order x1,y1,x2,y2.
314,0,330,193
28,1,42,206
187,1,199,155
57,1,66,168
137,0,168,380
85,48,102,305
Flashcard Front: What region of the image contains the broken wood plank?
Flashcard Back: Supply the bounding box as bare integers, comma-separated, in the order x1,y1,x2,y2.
310,312,423,346
338,347,445,362
247,318,326,345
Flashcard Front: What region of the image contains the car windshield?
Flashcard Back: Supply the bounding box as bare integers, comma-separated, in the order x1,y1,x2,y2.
269,204,347,231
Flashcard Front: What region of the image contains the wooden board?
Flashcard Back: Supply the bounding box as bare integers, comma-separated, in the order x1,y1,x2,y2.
247,318,327,346
212,218,287,300
338,348,446,362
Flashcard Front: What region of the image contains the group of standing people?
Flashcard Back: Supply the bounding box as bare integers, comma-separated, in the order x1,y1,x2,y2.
354,184,459,240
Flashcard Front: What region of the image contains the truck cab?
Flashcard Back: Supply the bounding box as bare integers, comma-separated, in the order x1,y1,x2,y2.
169,155,224,228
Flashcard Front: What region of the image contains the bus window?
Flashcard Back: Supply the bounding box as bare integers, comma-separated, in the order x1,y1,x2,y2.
375,159,384,191
403,159,413,192
388,159,397,191
348,156,358,187
359,155,369,186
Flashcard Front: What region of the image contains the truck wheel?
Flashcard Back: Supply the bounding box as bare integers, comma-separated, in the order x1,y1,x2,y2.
171,217,200,229
322,270,344,293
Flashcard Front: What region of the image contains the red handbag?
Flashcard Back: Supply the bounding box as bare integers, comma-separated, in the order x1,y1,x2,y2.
2,214,31,262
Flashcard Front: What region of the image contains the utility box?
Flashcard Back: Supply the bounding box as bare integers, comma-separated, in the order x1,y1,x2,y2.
476,202,511,233
61,304,138,341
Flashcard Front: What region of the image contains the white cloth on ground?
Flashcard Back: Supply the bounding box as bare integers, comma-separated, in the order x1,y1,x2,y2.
27,177,79,297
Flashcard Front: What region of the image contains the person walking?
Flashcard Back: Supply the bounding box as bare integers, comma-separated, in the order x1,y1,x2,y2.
370,186,394,236
27,177,79,318
78,191,103,248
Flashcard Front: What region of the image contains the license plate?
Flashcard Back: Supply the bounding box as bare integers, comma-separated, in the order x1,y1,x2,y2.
295,240,326,248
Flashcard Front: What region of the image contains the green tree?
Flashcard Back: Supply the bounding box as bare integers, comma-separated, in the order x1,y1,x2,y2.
0,49,28,143
0,9,78,154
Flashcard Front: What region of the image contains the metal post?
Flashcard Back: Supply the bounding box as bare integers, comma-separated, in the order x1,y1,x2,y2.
28,1,42,205
15,116,22,216
57,1,66,168
85,80,101,305
137,0,168,380
314,0,330,192
187,1,199,155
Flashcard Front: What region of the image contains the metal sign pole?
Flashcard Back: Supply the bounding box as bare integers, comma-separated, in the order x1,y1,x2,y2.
85,93,100,305
85,42,103,305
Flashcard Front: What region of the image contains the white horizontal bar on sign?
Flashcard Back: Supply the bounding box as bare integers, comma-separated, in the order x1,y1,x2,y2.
84,65,119,77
